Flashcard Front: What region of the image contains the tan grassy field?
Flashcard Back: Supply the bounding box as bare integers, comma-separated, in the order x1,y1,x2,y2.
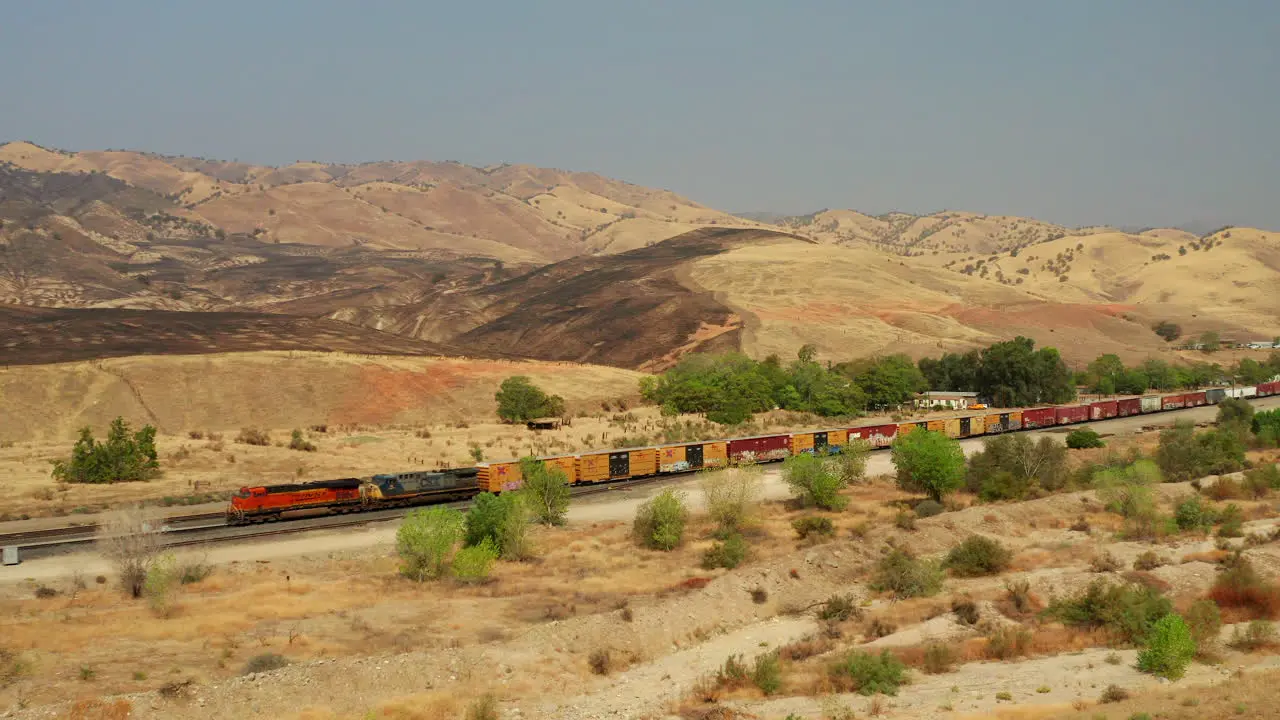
687,235,1280,365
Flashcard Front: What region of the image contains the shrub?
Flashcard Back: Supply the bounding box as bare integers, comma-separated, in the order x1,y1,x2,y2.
1133,551,1165,571
235,427,270,446
701,532,747,569
984,625,1032,660
1090,551,1121,573
922,642,956,673
53,418,160,484
1217,503,1244,537
914,499,944,518
829,650,906,695
397,507,464,581
951,598,980,625
833,440,871,484
1184,599,1222,653
782,453,848,510
465,492,530,559
287,429,316,452
465,694,499,720
1228,619,1276,651
871,548,943,598
1067,428,1105,449
142,552,179,617
1208,555,1280,619
1136,614,1195,679
943,535,1012,577
1100,684,1130,703
891,429,966,502
818,594,861,622
702,467,761,533
97,507,162,598
1175,495,1216,531
978,470,1030,502
241,653,288,675
632,489,688,550
893,509,917,531
1047,579,1172,644
1095,460,1160,518
751,652,782,695
792,515,835,540
1243,464,1280,498
518,457,571,526
451,537,498,583
588,648,612,675
966,434,1069,496
1004,579,1035,615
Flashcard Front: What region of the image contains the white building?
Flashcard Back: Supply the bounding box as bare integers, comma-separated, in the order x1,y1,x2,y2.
914,391,980,410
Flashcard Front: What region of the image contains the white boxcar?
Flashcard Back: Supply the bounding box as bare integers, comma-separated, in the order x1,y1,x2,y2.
1227,386,1258,398
1140,396,1162,413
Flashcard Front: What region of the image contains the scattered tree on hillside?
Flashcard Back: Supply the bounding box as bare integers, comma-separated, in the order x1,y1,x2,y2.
1152,321,1182,342
891,429,966,502
52,417,159,484
495,376,565,423
1199,331,1221,353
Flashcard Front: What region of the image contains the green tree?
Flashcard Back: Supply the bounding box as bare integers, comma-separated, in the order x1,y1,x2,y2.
1087,354,1125,392
1233,358,1270,385
891,430,966,502
965,433,1069,498
632,489,688,550
397,507,464,581
495,376,565,423
451,537,498,583
1199,331,1221,353
1156,421,1201,482
1217,398,1255,435
917,350,981,392
463,492,530,558
782,453,848,510
52,417,159,484
974,337,1075,406
1136,614,1196,680
517,457,571,526
1152,321,1182,342
838,354,927,410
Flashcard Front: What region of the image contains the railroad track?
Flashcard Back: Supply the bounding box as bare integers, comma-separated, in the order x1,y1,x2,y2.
5,471,683,562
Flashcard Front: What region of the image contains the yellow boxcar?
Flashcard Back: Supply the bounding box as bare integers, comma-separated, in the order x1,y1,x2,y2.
897,422,918,437
702,441,728,467
791,433,815,455
983,413,1003,432
657,444,687,472
969,415,986,436
943,418,962,438
826,429,848,448
927,420,946,434
478,456,578,491
1008,410,1023,430
578,452,611,483
628,448,657,478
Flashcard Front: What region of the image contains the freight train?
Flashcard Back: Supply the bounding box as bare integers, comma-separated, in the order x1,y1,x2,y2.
226,382,1280,524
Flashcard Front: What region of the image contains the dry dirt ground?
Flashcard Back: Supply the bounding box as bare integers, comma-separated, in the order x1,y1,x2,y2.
4,406,1280,719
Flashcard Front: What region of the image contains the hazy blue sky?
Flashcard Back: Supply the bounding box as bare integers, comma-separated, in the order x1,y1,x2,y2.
1,1,1276,229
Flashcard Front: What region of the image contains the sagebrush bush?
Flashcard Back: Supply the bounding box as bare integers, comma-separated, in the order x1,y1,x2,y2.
914,499,944,518
792,515,835,540
871,548,943,598
465,694,499,720
287,429,316,452
1208,555,1280,619
1136,614,1195,679
1175,495,1216,532
782,453,848,510
1228,619,1276,651
1184,599,1221,654
701,532,747,569
632,489,688,550
588,648,612,675
817,593,860,622
943,535,1012,577
241,653,288,675
1047,579,1172,644
235,427,270,446
984,625,1032,660
829,650,906,695
1066,428,1105,449
1132,550,1165,571
922,642,955,673
702,467,760,534
1217,503,1244,538
751,652,782,695
451,537,498,583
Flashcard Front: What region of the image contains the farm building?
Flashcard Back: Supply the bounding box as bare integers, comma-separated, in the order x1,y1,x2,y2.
914,391,980,410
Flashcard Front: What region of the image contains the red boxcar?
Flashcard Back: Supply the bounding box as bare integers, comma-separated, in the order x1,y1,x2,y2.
1117,397,1142,417
1055,405,1090,425
1090,400,1119,420
728,434,791,464
1162,394,1187,410
1021,408,1057,429
1185,391,1208,407
1257,381,1279,397
228,478,362,522
847,423,897,448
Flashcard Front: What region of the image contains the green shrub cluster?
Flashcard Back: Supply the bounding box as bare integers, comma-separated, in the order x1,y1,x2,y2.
828,650,906,695
633,489,688,550
943,535,1013,577
701,532,747,569
871,548,943,598
1066,428,1105,449
1136,614,1196,679
1047,579,1172,644
52,417,159,484
782,453,848,510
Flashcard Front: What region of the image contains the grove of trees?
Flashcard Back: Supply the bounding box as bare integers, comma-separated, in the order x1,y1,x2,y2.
52,417,159,484
495,376,566,423
918,336,1074,406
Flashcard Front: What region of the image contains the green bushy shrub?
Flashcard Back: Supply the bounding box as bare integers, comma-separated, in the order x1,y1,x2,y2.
1136,614,1195,679
943,535,1013,577
1066,428,1105,449
871,548,943,598
632,489,688,550
829,650,906,696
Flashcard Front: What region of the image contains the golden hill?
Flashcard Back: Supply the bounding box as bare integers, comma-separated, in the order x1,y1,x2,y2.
0,141,766,263
0,351,645,443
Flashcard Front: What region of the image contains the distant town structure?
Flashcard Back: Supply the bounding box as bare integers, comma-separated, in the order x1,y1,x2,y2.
915,391,981,410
